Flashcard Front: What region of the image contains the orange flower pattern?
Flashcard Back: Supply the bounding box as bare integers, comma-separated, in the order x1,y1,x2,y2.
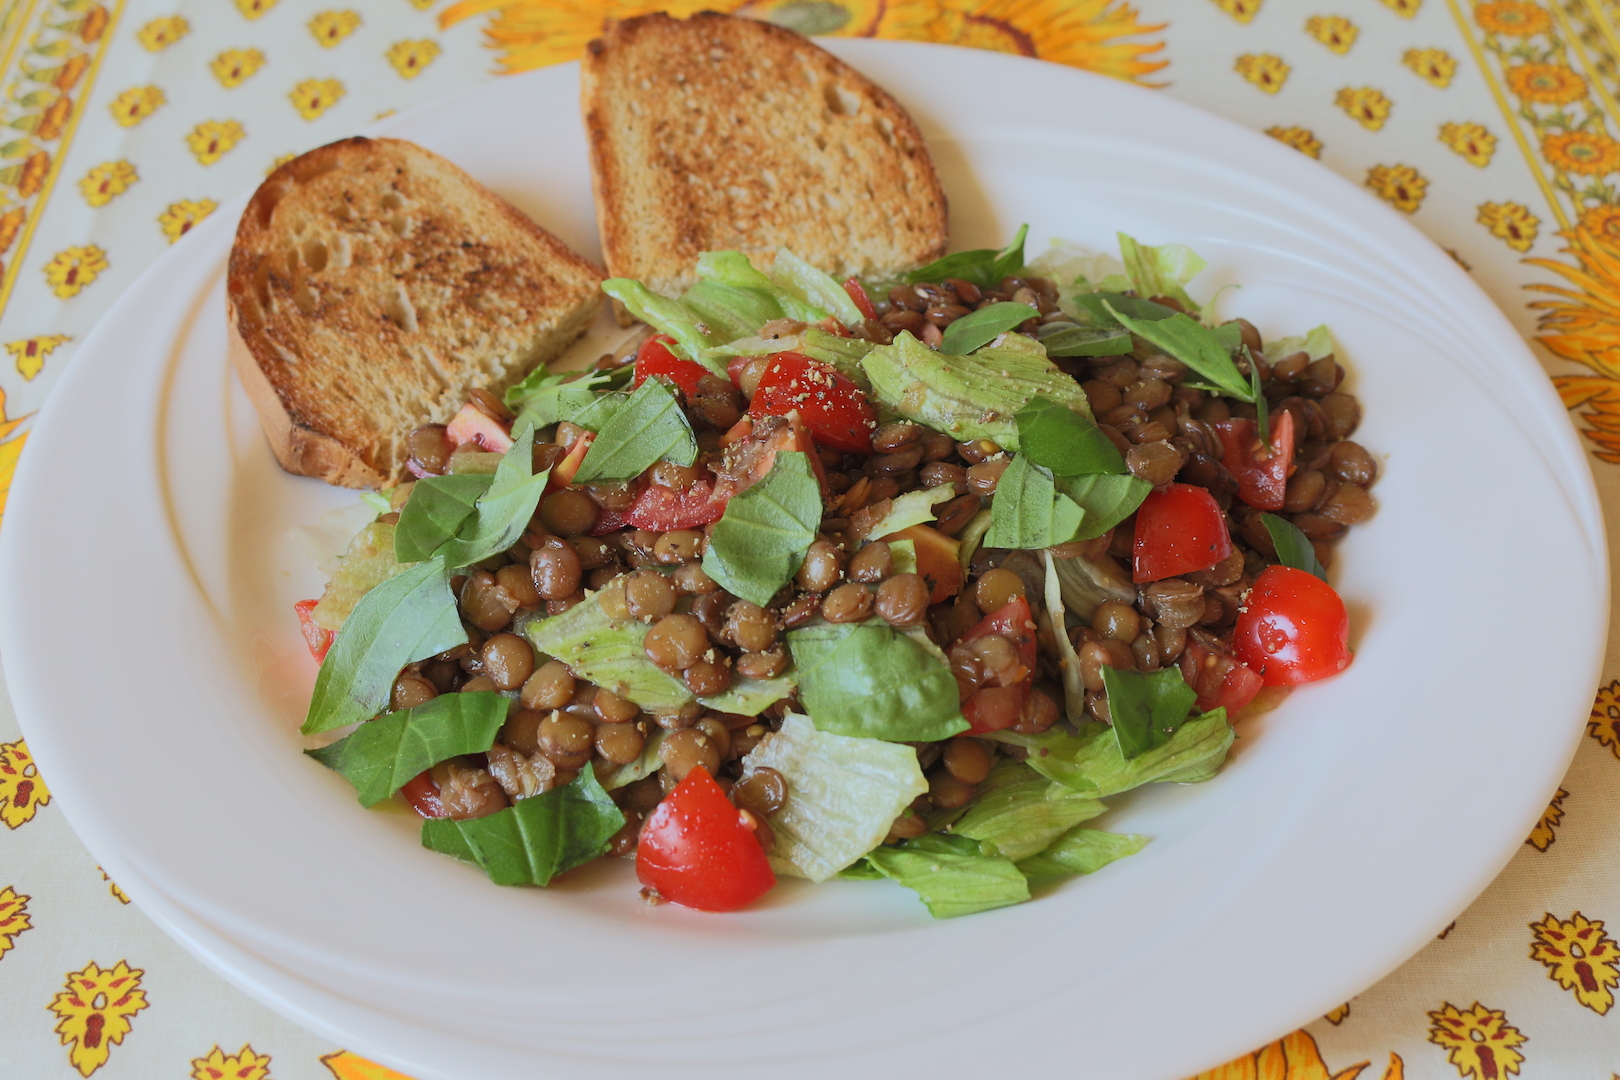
1541,131,1620,176
1366,164,1428,211
1236,53,1289,93
1266,125,1323,157
1190,1028,1403,1080
321,1050,419,1079
48,960,150,1076
1474,1,1552,36
1506,62,1586,105
1529,911,1619,1013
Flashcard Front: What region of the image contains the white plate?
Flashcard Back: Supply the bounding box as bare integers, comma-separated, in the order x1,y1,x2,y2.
1,41,1606,1080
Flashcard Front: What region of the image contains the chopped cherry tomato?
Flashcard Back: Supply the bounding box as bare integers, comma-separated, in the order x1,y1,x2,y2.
843,277,878,321
1179,638,1263,714
446,402,514,454
748,352,876,454
1232,565,1352,686
636,767,776,912
548,432,593,491
716,411,829,499
1213,410,1295,512
881,524,963,606
623,480,726,531
589,507,631,536
400,770,446,819
1133,483,1234,583
294,599,334,662
959,597,1038,735
633,334,709,398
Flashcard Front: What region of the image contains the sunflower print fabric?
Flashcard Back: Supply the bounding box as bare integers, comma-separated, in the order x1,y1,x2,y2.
3,0,1620,1076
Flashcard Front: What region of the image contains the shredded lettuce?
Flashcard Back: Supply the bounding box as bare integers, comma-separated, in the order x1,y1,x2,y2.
951,760,1107,861
1265,324,1337,362
860,484,955,539
787,620,967,741
699,674,795,716
1017,828,1149,883
771,247,865,327
1117,232,1207,314
864,833,1030,918
987,710,1233,797
1026,237,1130,292
524,587,692,710
311,521,406,632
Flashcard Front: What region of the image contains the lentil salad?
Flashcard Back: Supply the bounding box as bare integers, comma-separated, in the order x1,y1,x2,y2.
295,231,1373,916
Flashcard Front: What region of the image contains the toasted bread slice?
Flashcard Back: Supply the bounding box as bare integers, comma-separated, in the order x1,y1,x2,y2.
581,12,948,297
227,137,604,488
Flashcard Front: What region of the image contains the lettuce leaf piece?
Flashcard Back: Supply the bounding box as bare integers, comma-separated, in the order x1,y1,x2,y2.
420,768,624,886
771,248,865,327
939,301,1039,355
600,278,729,374
741,712,928,881
1118,232,1207,314
787,620,968,741
904,225,1028,289
1103,301,1253,402
680,279,789,344
434,428,552,569
887,537,917,575
1026,237,1127,290
797,328,876,385
1264,324,1336,363
956,507,994,572
311,521,406,632
307,692,508,806
699,674,796,716
1052,473,1151,542
1043,549,1088,726
951,760,1107,861
597,729,665,791
861,332,1091,450
504,362,616,424
701,450,822,606
573,378,697,484
1101,665,1199,759
864,833,1030,918
1014,395,1126,476
860,484,955,539
525,587,692,710
695,250,823,322
984,455,1084,549
303,556,466,734
1017,828,1149,883
394,474,494,563
1261,512,1328,581
989,710,1233,796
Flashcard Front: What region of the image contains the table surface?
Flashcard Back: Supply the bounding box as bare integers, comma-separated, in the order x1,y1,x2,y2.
2,0,1619,1077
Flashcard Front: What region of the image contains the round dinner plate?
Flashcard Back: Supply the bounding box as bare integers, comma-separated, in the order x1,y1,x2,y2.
1,40,1606,1080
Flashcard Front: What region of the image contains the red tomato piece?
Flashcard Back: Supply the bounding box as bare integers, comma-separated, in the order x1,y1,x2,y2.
446,402,514,454
633,334,710,398
1178,638,1263,714
747,352,876,454
589,507,631,536
636,767,776,912
715,411,829,499
1213,410,1295,512
623,480,727,531
1232,565,1352,686
294,599,334,662
1133,483,1235,583
400,770,447,819
843,277,878,321
959,597,1039,735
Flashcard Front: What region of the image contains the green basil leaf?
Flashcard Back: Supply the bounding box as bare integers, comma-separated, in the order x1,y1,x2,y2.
987,223,1030,286
420,768,624,886
864,835,1030,918
1260,512,1329,581
701,450,822,606
436,428,551,569
1214,321,1245,352
786,620,967,741
951,760,1107,861
302,556,466,734
1117,232,1207,314
993,709,1233,797
1052,472,1151,541
573,378,697,484
394,474,494,563
525,588,692,710
562,388,627,433
1014,395,1127,476
1067,291,1179,326
1249,346,1271,449
1038,324,1134,357
939,302,1039,355
1100,666,1199,759
1102,301,1253,402
984,455,1084,549
306,692,508,806
1017,828,1149,883
503,362,615,421
904,225,1027,289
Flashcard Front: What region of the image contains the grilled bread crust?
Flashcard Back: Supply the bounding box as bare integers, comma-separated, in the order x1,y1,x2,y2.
227,137,605,488
581,12,948,298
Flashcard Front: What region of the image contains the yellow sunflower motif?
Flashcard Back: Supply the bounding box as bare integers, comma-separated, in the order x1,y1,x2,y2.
1585,679,1620,754
0,886,30,960
185,120,245,165
404,0,435,8
1506,62,1586,105
211,48,265,88
1266,125,1322,157
108,86,164,127
6,334,71,380
290,78,346,120
191,1043,273,1080
1209,0,1261,22
267,151,297,175
1474,0,1551,36
310,9,362,47
1543,130,1620,176
1525,786,1565,849
1191,1028,1402,1080
0,739,51,826
1366,164,1427,212
1336,87,1392,130
321,1049,420,1079
98,868,129,904
1305,15,1356,53
42,246,107,299
135,15,188,50
1380,0,1421,15
1404,47,1457,87
77,160,136,207
1529,911,1620,1013
1440,122,1495,166
1324,1002,1351,1024
1235,53,1290,93
158,200,217,244
234,0,279,20
49,960,149,1077
386,39,442,79
1427,1003,1525,1080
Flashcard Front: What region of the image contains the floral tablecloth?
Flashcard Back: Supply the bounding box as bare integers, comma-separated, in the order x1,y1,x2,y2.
2,0,1619,1076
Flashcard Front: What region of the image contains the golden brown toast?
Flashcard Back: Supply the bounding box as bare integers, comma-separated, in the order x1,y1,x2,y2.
227,137,604,488
581,12,948,297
